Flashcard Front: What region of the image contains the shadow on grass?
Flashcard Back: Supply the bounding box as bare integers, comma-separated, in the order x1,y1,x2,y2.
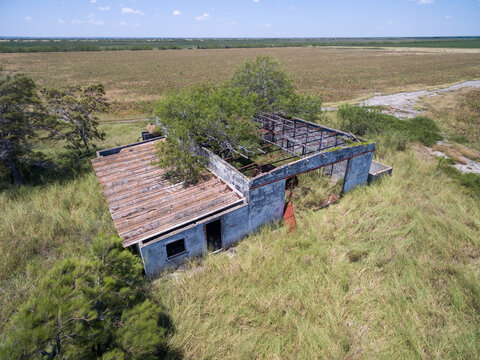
157,311,184,359
0,149,98,191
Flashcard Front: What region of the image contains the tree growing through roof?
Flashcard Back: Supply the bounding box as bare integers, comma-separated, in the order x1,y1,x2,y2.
0,72,48,185
42,84,108,155
154,84,260,185
154,56,323,184
0,234,169,360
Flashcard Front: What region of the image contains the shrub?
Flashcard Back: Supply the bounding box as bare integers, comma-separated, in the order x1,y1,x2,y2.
0,235,168,360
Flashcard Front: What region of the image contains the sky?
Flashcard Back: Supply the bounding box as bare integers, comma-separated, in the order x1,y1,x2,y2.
0,0,479,38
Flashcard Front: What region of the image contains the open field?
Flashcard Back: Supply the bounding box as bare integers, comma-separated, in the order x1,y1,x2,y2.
1,47,480,111
1,48,480,357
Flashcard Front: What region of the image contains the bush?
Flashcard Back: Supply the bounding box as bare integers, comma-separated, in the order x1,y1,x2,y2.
0,235,169,359
337,104,382,136
338,104,442,147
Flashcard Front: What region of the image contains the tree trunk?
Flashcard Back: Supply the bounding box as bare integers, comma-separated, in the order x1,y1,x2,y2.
6,154,23,185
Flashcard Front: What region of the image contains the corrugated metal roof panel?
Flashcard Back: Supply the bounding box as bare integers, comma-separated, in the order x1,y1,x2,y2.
92,140,243,247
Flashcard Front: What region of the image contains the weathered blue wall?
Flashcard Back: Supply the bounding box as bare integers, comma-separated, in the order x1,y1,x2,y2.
221,205,251,248
248,179,286,231
342,151,375,193
141,224,206,277
140,204,252,277
202,148,249,197
249,143,375,189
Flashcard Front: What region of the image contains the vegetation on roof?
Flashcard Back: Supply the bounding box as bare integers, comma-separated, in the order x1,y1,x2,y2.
154,56,322,184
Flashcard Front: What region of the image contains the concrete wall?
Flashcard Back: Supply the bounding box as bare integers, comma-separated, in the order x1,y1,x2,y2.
140,204,251,277
249,143,375,189
342,150,375,193
201,148,250,197
248,179,286,231
141,223,206,277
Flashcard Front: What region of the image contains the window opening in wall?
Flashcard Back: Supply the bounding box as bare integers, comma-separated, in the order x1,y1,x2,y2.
206,219,222,252
166,238,186,258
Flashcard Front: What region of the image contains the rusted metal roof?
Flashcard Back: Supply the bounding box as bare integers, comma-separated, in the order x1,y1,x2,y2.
92,140,244,248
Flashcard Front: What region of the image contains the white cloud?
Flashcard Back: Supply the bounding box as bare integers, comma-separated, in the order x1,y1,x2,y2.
99,6,110,11
388,20,394,24
445,15,452,18
131,22,140,27
253,0,260,2
173,10,181,16
87,12,104,25
58,19,65,23
120,21,128,26
121,7,145,16
25,16,32,21
72,19,85,24
91,0,97,3
196,13,211,21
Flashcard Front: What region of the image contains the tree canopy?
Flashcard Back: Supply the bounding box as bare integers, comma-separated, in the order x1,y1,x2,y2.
42,84,108,155
154,55,322,184
0,72,48,184
0,235,169,359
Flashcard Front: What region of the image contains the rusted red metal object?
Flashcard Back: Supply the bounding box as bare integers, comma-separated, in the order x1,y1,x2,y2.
283,200,296,232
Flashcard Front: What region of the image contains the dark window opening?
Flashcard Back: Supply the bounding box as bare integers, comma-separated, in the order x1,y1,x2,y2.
166,239,186,258
206,219,222,252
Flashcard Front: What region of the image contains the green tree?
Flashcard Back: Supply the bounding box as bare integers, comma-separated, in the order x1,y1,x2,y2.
154,56,322,184
155,84,260,184
0,235,168,359
42,84,108,155
0,73,47,184
229,55,322,121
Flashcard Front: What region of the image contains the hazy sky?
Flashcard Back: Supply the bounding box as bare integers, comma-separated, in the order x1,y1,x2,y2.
1,0,479,38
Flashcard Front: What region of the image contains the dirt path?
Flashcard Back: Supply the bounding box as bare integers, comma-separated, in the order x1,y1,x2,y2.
360,80,480,118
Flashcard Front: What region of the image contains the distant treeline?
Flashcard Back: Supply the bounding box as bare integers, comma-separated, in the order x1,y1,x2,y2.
1,37,480,53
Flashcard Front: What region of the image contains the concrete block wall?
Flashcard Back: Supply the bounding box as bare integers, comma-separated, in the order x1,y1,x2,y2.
202,147,250,197
140,204,251,277
141,223,206,277
249,143,375,189
248,179,286,231
342,151,375,193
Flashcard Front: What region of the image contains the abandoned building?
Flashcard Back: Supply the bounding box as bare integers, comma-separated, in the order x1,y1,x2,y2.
92,114,392,277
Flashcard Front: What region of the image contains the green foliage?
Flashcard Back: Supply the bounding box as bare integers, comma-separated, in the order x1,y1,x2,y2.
42,84,108,155
1,37,480,53
338,104,442,146
154,56,322,184
154,84,260,184
337,104,383,136
229,55,294,110
229,56,322,120
117,300,167,360
0,72,48,184
0,234,168,359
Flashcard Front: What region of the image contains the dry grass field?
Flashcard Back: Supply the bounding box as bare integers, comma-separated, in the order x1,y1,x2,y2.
1,47,480,111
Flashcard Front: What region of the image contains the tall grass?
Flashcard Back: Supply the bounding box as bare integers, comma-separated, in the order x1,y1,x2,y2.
0,122,144,331
151,150,480,359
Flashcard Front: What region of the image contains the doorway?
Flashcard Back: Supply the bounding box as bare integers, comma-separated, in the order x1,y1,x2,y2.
206,219,222,252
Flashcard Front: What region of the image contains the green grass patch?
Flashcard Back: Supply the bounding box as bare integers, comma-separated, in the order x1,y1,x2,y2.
338,104,442,146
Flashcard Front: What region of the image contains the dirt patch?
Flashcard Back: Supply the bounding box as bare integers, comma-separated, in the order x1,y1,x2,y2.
361,80,480,119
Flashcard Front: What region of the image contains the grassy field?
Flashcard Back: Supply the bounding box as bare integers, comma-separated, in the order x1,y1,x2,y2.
1,47,480,111
1,49,480,357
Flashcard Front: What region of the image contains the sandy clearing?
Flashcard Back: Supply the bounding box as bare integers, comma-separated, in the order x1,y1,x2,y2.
360,80,480,118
